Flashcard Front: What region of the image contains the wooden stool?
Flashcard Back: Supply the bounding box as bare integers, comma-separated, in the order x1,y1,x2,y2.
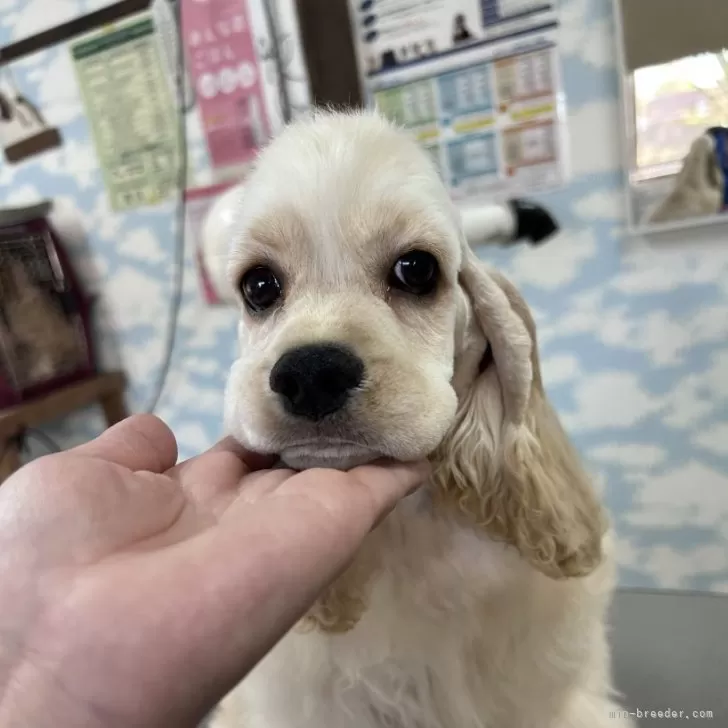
0,371,128,483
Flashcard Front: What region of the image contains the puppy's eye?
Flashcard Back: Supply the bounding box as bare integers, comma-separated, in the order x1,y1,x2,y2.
390,250,439,295
239,265,282,312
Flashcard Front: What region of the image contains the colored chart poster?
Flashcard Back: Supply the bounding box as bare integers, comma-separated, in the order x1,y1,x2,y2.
182,0,271,177
71,16,180,212
353,0,565,201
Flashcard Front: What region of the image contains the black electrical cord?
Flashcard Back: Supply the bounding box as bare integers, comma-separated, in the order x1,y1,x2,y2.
143,0,188,415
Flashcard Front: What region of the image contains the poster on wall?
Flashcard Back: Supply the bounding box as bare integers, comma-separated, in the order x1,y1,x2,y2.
70,15,180,212
182,0,272,181
351,0,566,202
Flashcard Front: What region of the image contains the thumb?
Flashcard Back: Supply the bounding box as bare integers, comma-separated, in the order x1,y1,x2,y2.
72,414,178,473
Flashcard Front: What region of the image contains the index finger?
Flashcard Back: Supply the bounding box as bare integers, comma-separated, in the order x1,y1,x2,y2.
273,458,430,535
171,437,277,511
348,459,431,523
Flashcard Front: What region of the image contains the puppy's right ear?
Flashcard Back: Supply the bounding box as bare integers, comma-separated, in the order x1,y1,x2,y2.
458,246,533,431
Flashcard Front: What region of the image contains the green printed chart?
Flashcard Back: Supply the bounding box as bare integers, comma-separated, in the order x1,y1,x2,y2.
71,16,180,211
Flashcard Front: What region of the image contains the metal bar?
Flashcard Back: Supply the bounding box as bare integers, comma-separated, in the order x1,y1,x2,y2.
0,0,152,66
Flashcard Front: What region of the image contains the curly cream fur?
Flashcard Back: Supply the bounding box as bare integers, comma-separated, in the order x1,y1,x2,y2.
433,387,605,580
299,542,380,633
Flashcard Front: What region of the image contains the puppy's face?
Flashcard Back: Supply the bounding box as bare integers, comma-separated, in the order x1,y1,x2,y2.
225,113,475,470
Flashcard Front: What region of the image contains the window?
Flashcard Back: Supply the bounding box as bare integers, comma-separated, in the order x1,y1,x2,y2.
632,50,728,181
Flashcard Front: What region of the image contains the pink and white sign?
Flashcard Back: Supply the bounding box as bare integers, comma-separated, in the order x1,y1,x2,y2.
182,0,271,171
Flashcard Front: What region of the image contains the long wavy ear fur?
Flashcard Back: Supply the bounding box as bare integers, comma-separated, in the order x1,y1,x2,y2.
433,250,606,579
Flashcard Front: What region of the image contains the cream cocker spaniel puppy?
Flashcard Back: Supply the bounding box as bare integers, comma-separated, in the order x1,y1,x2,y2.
218,111,633,728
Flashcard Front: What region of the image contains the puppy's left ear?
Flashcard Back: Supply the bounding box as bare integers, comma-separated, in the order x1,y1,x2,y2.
436,248,606,579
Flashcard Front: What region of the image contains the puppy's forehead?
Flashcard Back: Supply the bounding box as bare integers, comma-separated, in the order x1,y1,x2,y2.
232,113,462,271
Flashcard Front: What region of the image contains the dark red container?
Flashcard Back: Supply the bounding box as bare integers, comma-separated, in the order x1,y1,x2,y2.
0,202,95,410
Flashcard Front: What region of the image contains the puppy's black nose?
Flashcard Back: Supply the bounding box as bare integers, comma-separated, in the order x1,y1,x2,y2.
269,343,365,421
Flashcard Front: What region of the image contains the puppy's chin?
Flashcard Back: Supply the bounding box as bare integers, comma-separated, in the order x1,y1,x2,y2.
281,444,381,471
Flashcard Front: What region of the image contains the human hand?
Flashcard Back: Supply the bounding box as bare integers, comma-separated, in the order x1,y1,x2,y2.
0,415,428,728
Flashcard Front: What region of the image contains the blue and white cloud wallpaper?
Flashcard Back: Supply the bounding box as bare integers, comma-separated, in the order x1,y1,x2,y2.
1,0,727,594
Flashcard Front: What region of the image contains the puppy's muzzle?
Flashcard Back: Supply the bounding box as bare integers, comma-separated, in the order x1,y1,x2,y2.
269,343,365,422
